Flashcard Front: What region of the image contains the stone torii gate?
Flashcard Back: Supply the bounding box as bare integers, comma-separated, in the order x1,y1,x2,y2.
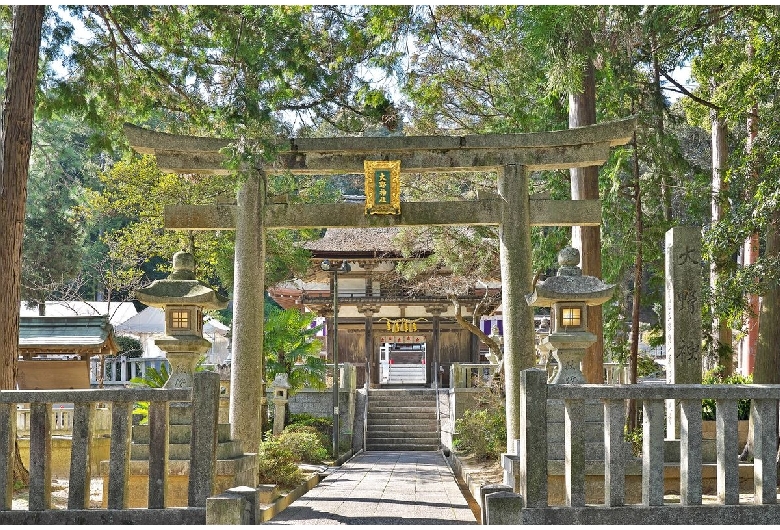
124,118,635,454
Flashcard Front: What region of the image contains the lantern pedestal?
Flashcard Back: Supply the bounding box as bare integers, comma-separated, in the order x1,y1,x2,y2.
155,335,212,388
540,332,597,384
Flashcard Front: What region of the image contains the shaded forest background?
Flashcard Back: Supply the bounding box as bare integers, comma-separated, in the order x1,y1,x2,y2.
3,5,780,391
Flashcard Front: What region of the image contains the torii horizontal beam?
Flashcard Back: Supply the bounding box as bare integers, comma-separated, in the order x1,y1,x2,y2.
164,198,601,230
124,117,635,175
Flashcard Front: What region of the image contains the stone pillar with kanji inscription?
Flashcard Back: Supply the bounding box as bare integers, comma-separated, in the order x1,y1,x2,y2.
665,226,703,438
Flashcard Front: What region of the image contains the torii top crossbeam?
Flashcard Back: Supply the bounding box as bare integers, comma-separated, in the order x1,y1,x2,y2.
124,118,635,231
124,117,634,175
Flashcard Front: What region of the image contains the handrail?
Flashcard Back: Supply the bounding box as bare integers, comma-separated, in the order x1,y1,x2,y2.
449,362,499,388
433,361,441,447
363,359,369,453
90,356,171,386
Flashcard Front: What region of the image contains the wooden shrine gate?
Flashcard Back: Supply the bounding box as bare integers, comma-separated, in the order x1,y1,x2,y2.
124,118,636,455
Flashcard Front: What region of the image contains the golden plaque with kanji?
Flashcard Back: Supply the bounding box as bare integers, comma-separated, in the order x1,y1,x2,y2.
364,160,401,215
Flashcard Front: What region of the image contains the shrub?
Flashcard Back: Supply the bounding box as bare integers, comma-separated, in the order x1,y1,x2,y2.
288,413,333,440
702,367,752,421
453,390,506,460
116,335,143,358
624,427,642,457
277,427,329,464
637,355,663,378
257,435,304,489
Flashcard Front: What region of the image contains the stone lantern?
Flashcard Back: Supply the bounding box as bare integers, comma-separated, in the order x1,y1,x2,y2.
134,251,228,388
526,246,615,384
271,373,291,435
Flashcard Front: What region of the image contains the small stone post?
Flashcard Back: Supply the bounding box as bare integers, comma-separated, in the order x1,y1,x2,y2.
271,374,290,436
665,227,703,438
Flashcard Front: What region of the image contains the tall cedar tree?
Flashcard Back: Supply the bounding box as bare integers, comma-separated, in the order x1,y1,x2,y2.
0,5,44,485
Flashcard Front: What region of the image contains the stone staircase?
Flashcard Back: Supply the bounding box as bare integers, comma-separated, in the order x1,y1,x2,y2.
365,388,440,451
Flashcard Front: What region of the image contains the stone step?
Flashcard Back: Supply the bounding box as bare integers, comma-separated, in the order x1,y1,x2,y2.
370,389,437,395
366,433,439,442
367,406,436,414
132,423,232,444
166,404,196,425
368,416,438,431
365,438,440,451
130,440,243,461
365,388,439,451
368,394,436,407
367,421,439,432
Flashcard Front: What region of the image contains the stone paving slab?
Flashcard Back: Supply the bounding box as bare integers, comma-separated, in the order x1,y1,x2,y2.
264,451,477,525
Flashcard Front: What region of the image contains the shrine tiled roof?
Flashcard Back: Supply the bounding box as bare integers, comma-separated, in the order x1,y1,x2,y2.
303,227,412,255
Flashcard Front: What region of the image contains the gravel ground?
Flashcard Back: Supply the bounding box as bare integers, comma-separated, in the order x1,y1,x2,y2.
12,477,104,510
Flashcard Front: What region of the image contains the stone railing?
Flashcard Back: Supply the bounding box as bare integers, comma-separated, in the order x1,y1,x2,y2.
0,372,220,524
450,363,499,389
451,362,629,389
90,356,171,386
490,368,780,525
544,361,629,384
16,404,112,437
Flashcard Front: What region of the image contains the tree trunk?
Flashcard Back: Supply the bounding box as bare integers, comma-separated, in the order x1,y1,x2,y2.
741,209,780,462
741,46,760,377
569,33,603,384
627,134,643,432
742,99,761,376
710,112,733,374
651,37,672,223
0,5,45,487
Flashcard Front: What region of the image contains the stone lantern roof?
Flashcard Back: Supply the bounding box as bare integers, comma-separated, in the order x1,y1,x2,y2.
135,251,228,310
526,246,615,307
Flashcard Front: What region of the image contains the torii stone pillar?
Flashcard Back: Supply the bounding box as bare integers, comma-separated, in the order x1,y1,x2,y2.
229,171,266,453
499,164,535,452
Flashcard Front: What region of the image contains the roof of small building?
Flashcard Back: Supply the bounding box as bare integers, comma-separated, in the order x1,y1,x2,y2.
18,315,119,356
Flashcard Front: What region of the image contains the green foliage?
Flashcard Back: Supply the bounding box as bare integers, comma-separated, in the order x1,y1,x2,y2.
637,355,663,379
453,389,506,461
257,420,331,489
115,335,143,358
264,308,326,394
22,116,101,305
288,413,333,442
130,363,171,390
49,5,411,144
701,367,752,421
257,435,304,489
624,427,642,457
129,358,208,424
128,363,170,425
276,427,329,464
83,154,237,295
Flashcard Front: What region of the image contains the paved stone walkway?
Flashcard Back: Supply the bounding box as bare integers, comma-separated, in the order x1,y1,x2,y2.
264,451,478,525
